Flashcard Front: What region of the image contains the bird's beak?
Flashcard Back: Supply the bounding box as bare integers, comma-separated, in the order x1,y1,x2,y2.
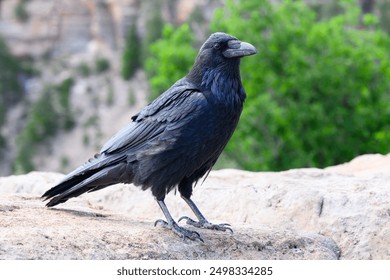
223,40,257,58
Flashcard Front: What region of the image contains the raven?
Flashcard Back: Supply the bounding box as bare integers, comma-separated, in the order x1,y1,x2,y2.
42,32,257,241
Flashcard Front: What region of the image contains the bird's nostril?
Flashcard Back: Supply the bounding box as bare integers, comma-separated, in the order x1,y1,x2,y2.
227,40,241,49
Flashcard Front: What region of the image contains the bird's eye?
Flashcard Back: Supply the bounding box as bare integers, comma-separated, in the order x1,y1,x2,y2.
213,43,221,50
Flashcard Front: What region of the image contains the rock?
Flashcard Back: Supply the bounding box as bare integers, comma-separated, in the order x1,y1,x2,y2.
1,153,390,259
0,194,338,260
0,0,218,57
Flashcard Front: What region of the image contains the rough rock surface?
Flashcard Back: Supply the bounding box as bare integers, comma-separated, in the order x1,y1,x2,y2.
1,154,390,260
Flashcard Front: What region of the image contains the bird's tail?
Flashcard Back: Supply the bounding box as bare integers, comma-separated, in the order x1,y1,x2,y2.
42,153,132,207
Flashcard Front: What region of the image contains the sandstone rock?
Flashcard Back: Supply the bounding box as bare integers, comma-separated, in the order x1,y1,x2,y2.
0,193,339,260
1,154,389,259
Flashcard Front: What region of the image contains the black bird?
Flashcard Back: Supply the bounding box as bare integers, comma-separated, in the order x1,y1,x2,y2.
42,32,257,241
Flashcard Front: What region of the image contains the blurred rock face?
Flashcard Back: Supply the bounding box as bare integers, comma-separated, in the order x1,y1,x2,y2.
0,0,135,57
0,0,213,57
0,0,220,176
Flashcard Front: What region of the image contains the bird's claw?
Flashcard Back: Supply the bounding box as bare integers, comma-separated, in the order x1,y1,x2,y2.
154,219,168,227
179,216,233,234
154,219,204,242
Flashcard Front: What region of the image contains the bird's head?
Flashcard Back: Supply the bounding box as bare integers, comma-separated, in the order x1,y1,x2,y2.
188,32,257,84
199,32,257,61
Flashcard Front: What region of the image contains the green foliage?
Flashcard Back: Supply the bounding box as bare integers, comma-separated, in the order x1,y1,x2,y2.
83,133,90,146
106,77,114,106
0,102,5,151
95,57,110,73
211,0,390,170
121,19,141,80
308,0,344,20
14,0,29,22
128,88,136,106
145,24,197,100
0,36,27,152
143,0,390,171
0,103,5,151
0,103,5,128
378,0,390,34
82,114,102,149
60,156,70,169
77,63,91,77
142,1,164,62
14,79,75,173
122,1,165,76
83,115,99,128
57,78,75,130
14,89,60,173
0,37,23,104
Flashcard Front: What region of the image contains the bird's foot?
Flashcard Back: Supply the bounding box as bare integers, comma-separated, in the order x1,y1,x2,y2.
154,219,204,242
178,216,233,233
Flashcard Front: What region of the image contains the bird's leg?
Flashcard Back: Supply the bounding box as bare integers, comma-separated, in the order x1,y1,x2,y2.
154,199,203,242
178,196,233,233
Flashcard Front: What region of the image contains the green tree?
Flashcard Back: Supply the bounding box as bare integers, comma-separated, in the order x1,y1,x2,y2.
378,0,390,34
14,89,60,173
14,0,29,22
14,79,75,173
211,0,390,170
142,0,390,171
142,0,164,62
145,24,197,100
56,78,75,130
0,36,24,152
95,57,110,73
121,19,140,80
0,37,23,104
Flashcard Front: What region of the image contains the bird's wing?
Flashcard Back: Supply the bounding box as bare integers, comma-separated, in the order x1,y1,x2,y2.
100,79,204,155
54,80,203,186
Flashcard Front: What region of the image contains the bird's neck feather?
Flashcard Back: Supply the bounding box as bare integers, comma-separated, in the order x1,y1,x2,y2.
187,59,246,106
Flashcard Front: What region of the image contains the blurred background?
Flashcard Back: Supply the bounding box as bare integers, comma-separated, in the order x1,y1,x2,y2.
0,0,389,176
